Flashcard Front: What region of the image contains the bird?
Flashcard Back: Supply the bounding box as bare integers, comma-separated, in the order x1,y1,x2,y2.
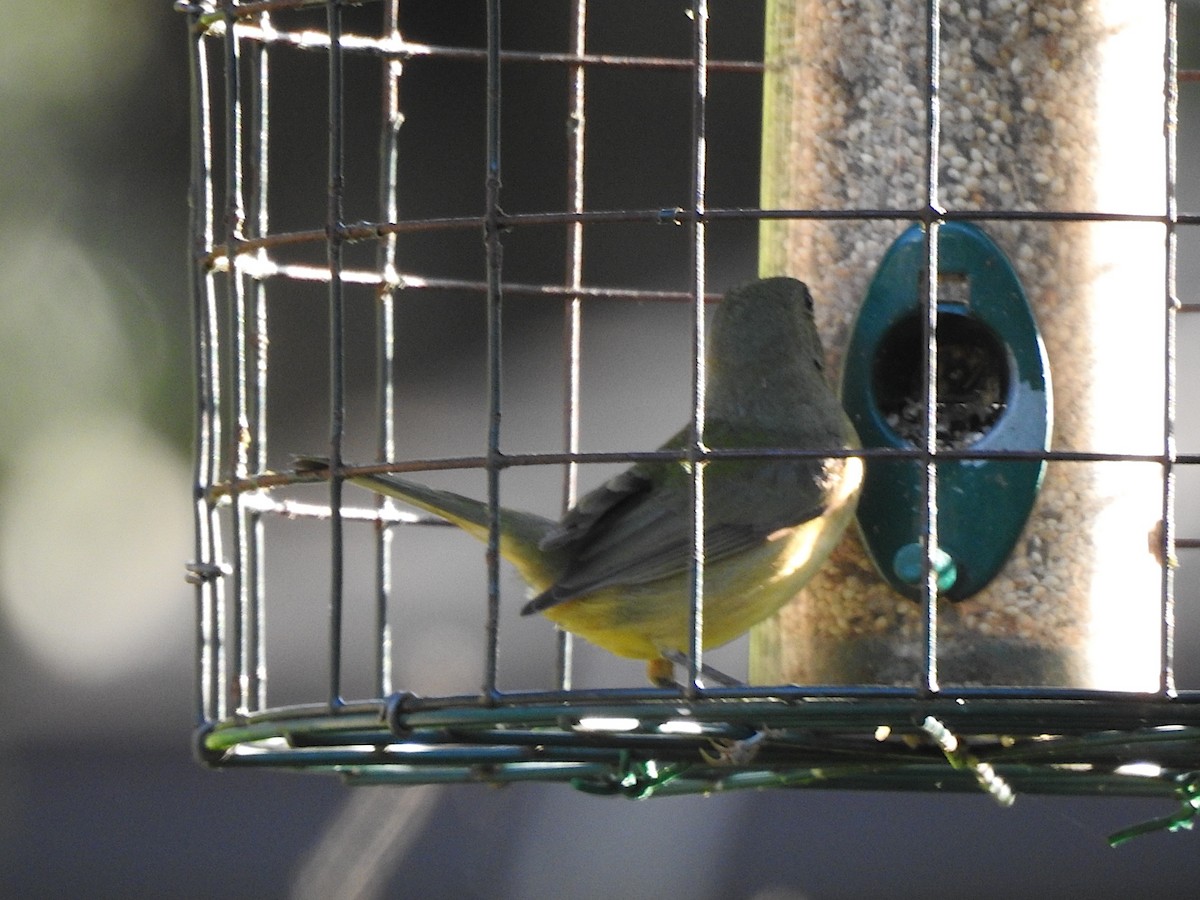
313,277,862,686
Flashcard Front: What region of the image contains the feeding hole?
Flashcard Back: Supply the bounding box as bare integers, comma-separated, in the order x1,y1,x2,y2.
872,309,1010,449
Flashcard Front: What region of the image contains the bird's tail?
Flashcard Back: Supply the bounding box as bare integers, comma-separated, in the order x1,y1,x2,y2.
295,458,563,593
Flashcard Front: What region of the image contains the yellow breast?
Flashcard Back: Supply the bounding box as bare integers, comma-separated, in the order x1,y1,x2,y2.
540,455,864,660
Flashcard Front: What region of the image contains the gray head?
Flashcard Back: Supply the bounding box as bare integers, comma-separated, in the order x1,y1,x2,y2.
704,277,833,423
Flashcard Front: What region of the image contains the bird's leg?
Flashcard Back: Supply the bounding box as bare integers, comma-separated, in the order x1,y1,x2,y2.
646,657,677,689
654,650,745,688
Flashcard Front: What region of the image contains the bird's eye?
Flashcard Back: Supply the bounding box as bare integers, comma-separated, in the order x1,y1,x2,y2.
804,292,815,312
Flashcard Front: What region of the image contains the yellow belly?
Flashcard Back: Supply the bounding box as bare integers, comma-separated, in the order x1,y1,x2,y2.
539,456,863,660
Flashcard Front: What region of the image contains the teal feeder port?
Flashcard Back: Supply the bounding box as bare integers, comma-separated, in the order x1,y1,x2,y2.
841,222,1052,602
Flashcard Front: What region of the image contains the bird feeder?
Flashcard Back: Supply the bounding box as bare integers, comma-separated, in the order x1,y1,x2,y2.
752,0,1174,692
183,0,1200,843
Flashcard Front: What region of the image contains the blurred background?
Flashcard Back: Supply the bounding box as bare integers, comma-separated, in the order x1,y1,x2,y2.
2,2,1200,897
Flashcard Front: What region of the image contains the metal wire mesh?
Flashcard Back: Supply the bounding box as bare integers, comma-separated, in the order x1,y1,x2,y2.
182,0,1200,835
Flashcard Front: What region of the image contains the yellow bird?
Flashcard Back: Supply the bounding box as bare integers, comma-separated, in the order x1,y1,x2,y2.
329,277,862,685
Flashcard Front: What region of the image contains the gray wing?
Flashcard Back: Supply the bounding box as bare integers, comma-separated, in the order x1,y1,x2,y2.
522,456,831,614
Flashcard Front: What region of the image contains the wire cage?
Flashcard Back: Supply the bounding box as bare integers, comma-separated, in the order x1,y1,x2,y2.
183,0,1200,841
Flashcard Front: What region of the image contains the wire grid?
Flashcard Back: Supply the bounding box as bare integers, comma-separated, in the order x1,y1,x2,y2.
183,0,1200,824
